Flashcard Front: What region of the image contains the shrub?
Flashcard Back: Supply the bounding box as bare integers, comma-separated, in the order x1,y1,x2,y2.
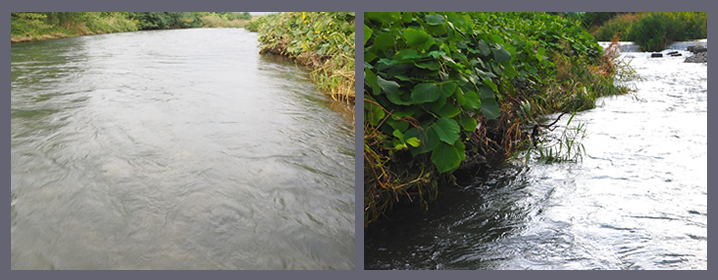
630,13,671,52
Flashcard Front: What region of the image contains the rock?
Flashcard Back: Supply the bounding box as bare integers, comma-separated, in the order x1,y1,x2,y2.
667,51,679,55
693,46,707,53
651,53,663,58
669,53,682,57
687,45,707,53
684,52,707,63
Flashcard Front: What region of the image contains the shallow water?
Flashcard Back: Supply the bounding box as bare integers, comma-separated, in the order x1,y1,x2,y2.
365,46,707,270
11,28,355,270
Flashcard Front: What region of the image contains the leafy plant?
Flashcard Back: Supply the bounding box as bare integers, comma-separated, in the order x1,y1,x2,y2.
364,12,632,226
252,12,356,101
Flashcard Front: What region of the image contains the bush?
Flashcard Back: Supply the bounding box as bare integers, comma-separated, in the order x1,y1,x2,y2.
593,13,644,41
629,13,671,52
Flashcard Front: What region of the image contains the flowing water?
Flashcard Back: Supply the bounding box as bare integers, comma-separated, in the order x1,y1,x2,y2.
11,29,355,270
365,44,707,270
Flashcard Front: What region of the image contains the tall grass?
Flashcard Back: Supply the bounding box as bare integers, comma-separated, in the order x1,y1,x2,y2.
11,12,137,43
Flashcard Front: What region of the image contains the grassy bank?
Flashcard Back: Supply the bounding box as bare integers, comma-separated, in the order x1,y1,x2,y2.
247,12,356,104
364,12,635,226
588,12,707,52
11,12,137,43
11,12,253,43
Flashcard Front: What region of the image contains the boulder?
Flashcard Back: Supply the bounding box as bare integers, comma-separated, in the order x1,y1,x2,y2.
687,45,707,53
692,46,707,53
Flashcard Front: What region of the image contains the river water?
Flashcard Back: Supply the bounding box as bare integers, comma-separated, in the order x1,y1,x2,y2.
11,28,355,270
365,44,707,269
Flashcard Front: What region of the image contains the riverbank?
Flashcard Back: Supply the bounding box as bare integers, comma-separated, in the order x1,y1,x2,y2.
247,12,356,104
363,12,634,227
11,12,137,43
11,12,252,44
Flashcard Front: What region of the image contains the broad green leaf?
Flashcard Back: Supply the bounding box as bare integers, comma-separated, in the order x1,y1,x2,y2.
366,12,400,23
430,117,460,144
463,89,481,109
387,118,409,133
377,76,400,95
431,142,463,173
365,52,377,63
535,46,546,61
395,48,418,60
401,12,413,23
493,47,511,63
415,61,439,71
363,24,372,45
392,129,404,141
492,34,505,45
405,125,439,155
479,86,500,119
386,88,413,105
364,69,380,95
459,114,478,132
405,137,421,147
479,85,495,99
404,28,430,48
436,103,461,118
440,82,457,99
394,75,411,81
483,79,498,93
478,40,491,56
503,64,517,79
428,50,446,59
454,87,466,106
373,32,395,51
425,14,445,26
411,83,441,104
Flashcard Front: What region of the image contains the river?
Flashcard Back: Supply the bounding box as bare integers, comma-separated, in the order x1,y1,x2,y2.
365,42,707,270
11,28,355,270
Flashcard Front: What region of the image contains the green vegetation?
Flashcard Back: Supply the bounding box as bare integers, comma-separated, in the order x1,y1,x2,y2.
587,12,707,52
11,12,254,43
11,12,137,43
247,12,356,103
364,12,634,226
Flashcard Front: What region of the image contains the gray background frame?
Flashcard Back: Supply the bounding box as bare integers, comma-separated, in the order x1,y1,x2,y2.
6,0,714,277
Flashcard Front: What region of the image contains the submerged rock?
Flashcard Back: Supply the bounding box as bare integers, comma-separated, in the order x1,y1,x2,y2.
651,53,663,58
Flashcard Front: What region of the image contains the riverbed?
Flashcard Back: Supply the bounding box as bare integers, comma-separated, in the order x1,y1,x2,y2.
365,43,707,270
11,28,355,270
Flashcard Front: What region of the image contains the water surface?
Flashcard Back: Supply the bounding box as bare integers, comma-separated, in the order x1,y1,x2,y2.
11,28,355,270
